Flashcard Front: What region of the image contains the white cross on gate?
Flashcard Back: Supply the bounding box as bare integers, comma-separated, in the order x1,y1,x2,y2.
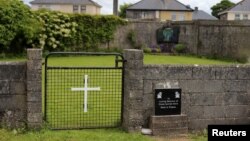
71,75,101,113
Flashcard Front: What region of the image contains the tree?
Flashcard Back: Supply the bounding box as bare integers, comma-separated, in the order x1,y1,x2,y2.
0,0,41,53
211,0,235,18
118,3,132,18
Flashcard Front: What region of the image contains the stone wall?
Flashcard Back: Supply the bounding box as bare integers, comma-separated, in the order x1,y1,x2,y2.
0,62,27,128
123,49,250,132
0,49,42,129
26,49,43,128
111,21,250,59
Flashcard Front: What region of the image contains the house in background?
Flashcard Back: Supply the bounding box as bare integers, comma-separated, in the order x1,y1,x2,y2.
193,7,217,20
218,0,250,20
30,0,102,15
126,0,194,21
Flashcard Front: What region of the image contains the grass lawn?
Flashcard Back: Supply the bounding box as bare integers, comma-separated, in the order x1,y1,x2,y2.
0,54,242,65
144,54,240,65
0,54,233,141
0,128,208,141
0,129,152,141
45,54,242,66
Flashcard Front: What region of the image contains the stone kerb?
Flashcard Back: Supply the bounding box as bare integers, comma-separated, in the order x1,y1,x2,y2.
26,49,43,128
123,49,144,132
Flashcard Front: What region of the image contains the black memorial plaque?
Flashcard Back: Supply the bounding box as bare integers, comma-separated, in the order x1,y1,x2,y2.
155,89,181,115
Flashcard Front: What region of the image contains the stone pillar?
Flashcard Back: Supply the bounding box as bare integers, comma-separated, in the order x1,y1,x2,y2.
26,49,42,128
123,49,144,132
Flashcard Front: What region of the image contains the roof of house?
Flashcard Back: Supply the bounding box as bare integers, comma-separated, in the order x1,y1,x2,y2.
127,0,193,11
219,0,250,15
30,0,102,7
193,10,218,20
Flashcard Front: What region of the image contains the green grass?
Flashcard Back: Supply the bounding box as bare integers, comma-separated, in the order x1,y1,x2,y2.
0,128,209,141
0,129,152,141
0,54,242,65
144,54,239,65
191,136,207,141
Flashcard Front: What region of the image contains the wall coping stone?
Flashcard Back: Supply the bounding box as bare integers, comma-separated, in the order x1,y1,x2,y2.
144,64,250,68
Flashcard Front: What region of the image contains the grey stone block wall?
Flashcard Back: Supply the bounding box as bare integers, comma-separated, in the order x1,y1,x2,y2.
0,49,43,129
27,49,42,128
123,50,250,132
110,20,250,60
0,62,27,128
143,65,250,130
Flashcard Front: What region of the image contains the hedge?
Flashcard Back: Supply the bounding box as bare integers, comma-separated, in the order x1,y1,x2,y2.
0,0,126,54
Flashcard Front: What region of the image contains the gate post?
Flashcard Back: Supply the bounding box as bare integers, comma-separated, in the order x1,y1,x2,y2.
123,49,144,132
27,49,43,128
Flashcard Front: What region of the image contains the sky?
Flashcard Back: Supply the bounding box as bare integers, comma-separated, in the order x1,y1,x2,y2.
24,0,242,15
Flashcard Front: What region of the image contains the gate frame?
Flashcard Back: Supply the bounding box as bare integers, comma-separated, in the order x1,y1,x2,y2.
44,52,126,129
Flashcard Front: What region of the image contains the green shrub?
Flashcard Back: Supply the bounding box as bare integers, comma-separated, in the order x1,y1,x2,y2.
174,44,186,53
155,48,161,53
143,47,151,53
0,4,126,53
0,0,41,53
32,10,77,51
127,30,137,48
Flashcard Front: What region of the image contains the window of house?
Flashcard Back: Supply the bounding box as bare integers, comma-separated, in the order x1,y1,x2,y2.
235,14,241,20
134,12,140,19
243,14,248,20
171,14,177,21
73,5,79,13
178,14,185,21
81,5,86,13
142,12,148,19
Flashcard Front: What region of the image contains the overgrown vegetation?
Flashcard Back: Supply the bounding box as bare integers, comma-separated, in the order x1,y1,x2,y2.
71,14,125,51
31,10,78,51
118,3,132,18
0,0,126,54
211,0,235,18
0,0,41,54
173,44,186,53
127,30,137,48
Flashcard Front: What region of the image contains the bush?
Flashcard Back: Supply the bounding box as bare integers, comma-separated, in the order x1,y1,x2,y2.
0,4,126,53
143,47,151,53
31,10,77,51
151,45,161,53
174,44,186,53
0,0,41,53
127,30,137,48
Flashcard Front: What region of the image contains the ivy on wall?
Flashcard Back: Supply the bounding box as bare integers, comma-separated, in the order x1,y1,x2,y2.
71,14,126,50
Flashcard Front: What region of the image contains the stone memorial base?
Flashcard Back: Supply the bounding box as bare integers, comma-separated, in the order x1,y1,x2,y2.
149,115,188,136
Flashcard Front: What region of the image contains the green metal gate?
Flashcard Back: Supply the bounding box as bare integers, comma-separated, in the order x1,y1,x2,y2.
44,52,125,129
